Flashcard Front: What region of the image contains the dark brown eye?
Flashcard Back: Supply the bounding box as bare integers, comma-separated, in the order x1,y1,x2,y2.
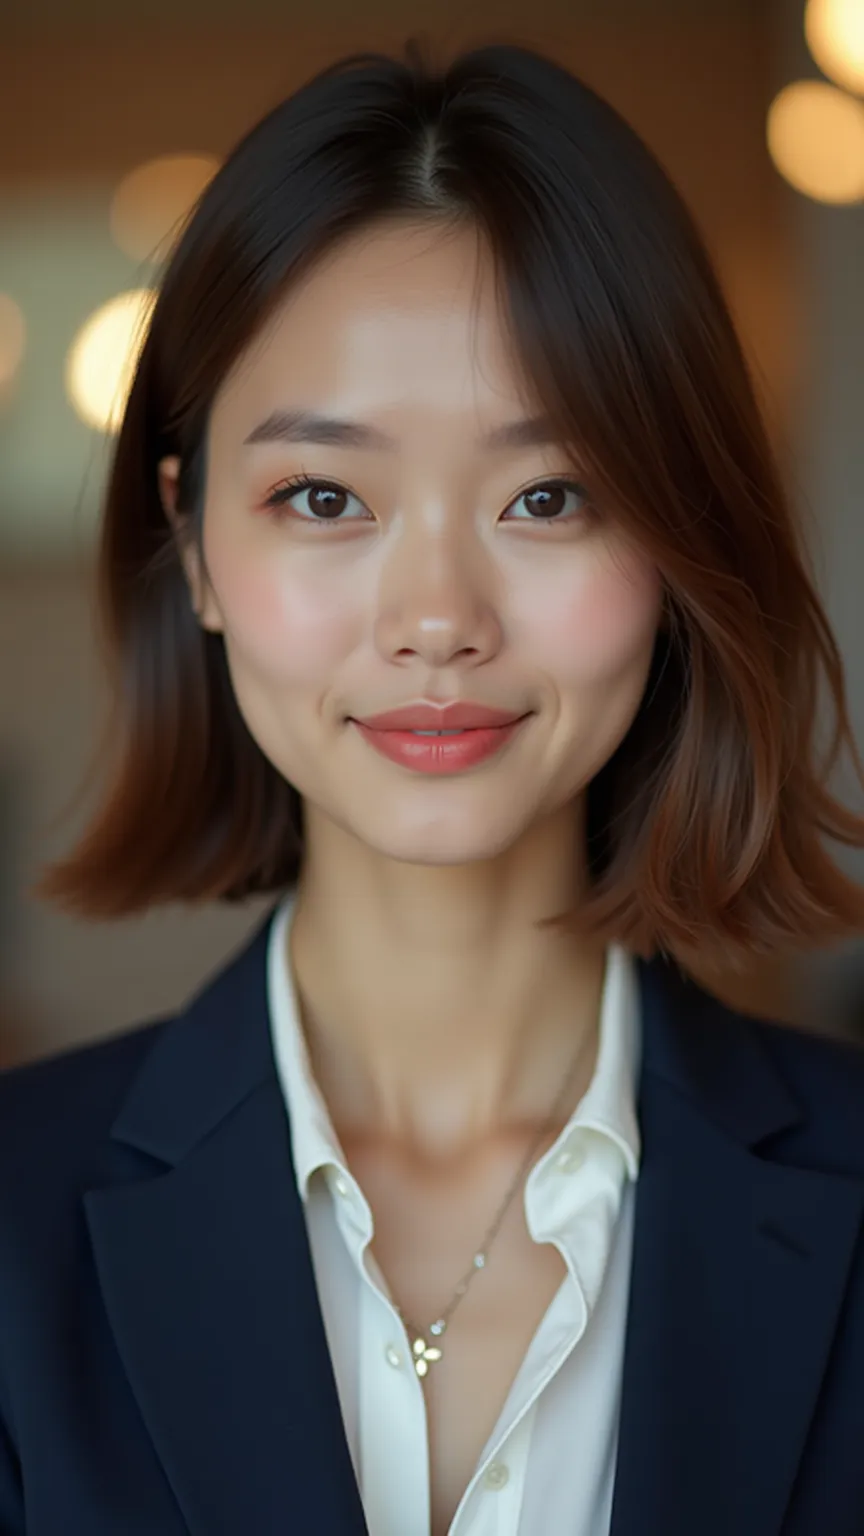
505,480,591,524
525,485,567,517
262,475,365,526
305,485,347,517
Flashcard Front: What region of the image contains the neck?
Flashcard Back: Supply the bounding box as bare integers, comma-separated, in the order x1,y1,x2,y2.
286,801,607,1161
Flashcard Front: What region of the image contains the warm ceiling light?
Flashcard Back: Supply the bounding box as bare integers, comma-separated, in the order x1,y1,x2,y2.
767,80,864,202
805,0,864,94
0,294,26,390
65,289,157,433
110,153,219,262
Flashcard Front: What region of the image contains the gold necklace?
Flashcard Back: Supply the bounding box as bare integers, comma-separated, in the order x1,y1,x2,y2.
394,1032,590,1379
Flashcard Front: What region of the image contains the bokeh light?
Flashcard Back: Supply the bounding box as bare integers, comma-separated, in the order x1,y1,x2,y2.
65,289,157,432
109,153,219,262
805,0,864,95
767,79,864,202
0,294,26,391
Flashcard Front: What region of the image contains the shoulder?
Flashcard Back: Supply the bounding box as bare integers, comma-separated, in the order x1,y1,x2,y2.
0,906,277,1198
645,952,864,1170
748,1012,864,1168
0,1017,180,1358
752,1013,864,1106
0,1016,171,1197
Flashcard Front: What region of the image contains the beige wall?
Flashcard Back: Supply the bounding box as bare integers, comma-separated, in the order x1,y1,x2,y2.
0,7,815,1063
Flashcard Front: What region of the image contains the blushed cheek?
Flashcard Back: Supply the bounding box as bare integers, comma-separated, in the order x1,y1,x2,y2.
535,558,662,687
209,554,356,686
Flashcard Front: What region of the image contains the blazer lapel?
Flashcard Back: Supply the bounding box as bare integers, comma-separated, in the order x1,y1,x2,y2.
610,954,864,1536
83,907,369,1536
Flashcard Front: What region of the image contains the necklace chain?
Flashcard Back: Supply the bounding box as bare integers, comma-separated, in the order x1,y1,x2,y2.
395,1031,590,1379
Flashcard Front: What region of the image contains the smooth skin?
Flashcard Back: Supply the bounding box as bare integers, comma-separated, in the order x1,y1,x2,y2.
160,218,664,1534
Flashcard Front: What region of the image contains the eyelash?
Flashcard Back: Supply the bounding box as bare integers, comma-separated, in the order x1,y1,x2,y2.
260,473,595,531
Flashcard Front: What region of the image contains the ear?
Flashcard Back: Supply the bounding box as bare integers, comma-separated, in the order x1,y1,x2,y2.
157,454,224,634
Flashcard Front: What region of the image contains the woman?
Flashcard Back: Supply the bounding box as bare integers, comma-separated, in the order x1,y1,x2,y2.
2,37,864,1536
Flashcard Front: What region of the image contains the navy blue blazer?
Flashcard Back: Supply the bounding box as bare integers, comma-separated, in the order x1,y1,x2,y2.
1,905,864,1535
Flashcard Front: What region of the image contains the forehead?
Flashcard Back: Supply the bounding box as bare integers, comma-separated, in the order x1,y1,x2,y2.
215,220,534,432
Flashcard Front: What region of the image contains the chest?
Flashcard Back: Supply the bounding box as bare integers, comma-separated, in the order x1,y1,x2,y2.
342,1137,570,1536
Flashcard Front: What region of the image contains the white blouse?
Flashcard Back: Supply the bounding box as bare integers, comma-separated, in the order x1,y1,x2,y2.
266,890,642,1536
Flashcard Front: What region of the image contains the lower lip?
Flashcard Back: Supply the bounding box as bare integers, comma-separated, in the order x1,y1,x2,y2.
350,717,530,773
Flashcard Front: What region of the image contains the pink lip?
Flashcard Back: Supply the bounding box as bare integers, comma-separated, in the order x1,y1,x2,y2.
352,702,527,730
349,714,531,774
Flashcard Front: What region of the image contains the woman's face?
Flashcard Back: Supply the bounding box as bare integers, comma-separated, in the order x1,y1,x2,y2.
162,220,664,868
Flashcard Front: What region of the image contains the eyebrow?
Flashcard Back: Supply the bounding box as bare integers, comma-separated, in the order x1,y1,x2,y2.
242,408,558,452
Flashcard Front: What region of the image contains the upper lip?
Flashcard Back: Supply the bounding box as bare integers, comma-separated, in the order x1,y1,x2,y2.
352,702,529,730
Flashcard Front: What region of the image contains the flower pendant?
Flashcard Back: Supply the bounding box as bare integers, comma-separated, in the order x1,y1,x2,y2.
412,1336,443,1377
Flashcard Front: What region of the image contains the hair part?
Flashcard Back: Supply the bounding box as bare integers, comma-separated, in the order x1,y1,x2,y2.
34,35,864,974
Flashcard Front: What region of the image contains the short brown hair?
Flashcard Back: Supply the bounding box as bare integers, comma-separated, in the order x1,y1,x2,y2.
35,38,864,973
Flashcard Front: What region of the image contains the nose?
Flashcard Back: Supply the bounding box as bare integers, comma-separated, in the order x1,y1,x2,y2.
373,527,503,671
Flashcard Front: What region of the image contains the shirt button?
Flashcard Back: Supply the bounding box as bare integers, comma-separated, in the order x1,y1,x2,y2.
484,1461,510,1491
554,1147,584,1174
385,1344,403,1369
332,1174,350,1197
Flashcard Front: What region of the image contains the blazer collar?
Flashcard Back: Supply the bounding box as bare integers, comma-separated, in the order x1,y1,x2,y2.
83,904,864,1536
637,946,801,1146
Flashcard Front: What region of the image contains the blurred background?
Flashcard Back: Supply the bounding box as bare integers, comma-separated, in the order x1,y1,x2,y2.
1,0,863,1066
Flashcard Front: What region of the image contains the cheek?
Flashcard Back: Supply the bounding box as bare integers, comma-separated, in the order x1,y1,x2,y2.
527,551,662,686
206,547,354,684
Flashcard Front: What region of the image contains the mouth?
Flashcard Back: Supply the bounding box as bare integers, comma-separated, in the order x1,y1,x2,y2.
346,713,533,774
346,707,532,732
346,721,529,733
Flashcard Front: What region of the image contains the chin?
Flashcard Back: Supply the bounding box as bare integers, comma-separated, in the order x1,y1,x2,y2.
358,810,526,867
